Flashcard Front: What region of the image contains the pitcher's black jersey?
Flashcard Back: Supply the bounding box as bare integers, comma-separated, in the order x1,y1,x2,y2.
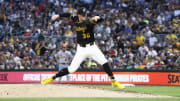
72,16,95,44
59,13,102,44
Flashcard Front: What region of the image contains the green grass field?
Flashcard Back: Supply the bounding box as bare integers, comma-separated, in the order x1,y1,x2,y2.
0,85,180,101
82,84,180,97
0,98,180,101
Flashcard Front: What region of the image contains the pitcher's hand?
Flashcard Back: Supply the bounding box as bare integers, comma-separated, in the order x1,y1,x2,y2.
51,15,59,21
92,16,100,22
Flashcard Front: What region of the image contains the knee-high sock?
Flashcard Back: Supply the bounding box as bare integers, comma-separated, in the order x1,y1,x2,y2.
53,68,69,79
102,62,115,79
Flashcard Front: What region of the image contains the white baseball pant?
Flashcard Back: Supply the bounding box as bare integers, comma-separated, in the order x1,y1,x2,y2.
68,43,107,73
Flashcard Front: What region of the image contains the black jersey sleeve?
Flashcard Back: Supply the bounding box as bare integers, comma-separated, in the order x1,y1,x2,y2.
96,18,104,23
59,13,71,17
59,13,78,22
71,15,79,22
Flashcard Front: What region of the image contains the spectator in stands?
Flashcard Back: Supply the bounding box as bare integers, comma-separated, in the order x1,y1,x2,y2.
166,31,178,41
175,56,180,69
148,47,157,58
149,34,158,47
138,43,149,58
136,32,145,46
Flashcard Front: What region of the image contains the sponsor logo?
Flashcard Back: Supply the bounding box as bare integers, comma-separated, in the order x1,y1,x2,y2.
23,74,40,81
23,74,54,81
60,74,149,82
115,74,149,82
68,74,109,82
168,74,180,83
0,74,8,81
129,74,149,82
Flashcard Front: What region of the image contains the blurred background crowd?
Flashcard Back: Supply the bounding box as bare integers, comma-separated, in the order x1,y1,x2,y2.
0,0,180,70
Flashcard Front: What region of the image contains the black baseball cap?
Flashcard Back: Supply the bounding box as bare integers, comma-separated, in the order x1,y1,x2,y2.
77,7,87,16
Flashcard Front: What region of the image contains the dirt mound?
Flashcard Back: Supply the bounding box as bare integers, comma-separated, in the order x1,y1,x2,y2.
0,84,171,98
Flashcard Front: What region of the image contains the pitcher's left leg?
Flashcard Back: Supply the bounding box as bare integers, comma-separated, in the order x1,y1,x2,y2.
91,44,125,89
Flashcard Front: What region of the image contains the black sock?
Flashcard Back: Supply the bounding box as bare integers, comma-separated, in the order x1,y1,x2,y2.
53,68,69,79
102,62,115,79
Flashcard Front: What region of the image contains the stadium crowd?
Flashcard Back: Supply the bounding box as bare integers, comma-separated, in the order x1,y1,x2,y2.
0,0,180,70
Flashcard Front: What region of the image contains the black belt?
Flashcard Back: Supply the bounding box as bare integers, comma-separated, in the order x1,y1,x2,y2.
79,42,94,47
60,63,68,65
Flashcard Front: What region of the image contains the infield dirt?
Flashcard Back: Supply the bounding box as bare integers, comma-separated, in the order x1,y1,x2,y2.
0,84,172,98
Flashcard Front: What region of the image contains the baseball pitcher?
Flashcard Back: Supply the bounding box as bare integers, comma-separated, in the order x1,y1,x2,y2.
42,7,124,89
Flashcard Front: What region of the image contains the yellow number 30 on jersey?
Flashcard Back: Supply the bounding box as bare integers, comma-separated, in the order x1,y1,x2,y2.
83,33,90,39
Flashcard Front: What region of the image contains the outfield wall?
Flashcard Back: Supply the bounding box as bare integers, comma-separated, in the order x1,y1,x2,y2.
0,71,180,85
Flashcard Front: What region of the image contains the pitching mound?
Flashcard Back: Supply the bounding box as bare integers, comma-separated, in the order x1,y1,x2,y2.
0,84,171,98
